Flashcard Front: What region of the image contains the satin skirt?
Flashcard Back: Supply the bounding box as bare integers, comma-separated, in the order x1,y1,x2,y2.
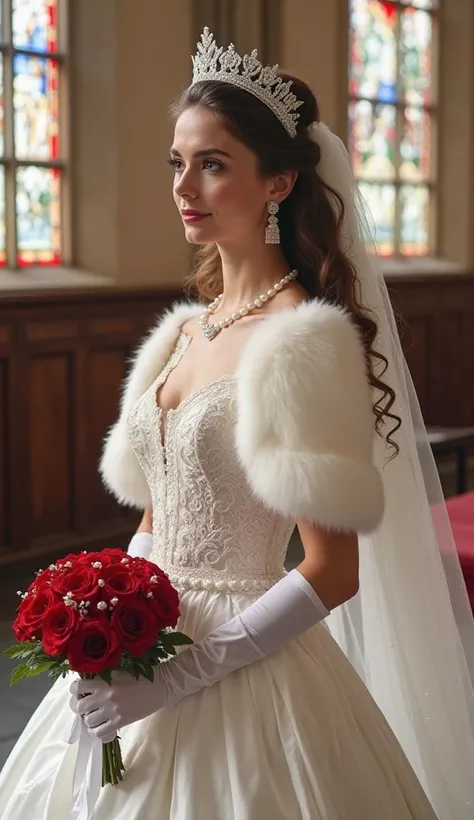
0,588,437,820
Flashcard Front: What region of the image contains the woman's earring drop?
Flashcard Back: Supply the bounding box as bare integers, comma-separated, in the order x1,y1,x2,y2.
265,201,280,244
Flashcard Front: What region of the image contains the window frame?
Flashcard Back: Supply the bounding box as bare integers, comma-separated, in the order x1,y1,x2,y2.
348,0,439,258
0,0,70,269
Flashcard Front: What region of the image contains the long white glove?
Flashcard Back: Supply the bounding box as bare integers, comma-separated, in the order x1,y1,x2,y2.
126,531,153,558
70,569,329,741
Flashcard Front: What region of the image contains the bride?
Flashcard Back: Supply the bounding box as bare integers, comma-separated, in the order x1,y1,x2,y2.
1,27,473,820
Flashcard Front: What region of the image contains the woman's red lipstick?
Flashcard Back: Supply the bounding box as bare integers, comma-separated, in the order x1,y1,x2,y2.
181,209,210,223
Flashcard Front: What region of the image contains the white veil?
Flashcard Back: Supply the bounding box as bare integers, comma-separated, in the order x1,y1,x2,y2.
310,123,474,817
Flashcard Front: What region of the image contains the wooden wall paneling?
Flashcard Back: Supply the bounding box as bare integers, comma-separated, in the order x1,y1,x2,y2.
469,311,474,424
399,314,433,422
0,354,10,550
28,352,75,540
84,345,133,526
431,312,469,426
73,331,88,535
82,312,148,529
26,321,78,342
0,323,12,553
0,287,180,566
25,318,81,548
460,307,473,426
8,320,30,555
87,318,135,337
0,324,12,345
389,274,474,427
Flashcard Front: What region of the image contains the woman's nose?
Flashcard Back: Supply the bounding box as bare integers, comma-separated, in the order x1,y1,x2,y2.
174,170,198,200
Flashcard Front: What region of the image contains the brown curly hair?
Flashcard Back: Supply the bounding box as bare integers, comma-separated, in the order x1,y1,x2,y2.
171,76,401,457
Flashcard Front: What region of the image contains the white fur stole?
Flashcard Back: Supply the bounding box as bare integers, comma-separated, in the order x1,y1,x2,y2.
100,299,384,534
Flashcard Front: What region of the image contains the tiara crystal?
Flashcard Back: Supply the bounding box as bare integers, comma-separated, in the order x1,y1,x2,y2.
191,27,304,138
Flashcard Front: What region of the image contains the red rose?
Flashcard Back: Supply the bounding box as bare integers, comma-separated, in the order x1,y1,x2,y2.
42,603,80,657
55,552,90,567
54,553,92,573
144,576,180,630
99,564,142,599
92,549,128,568
29,554,90,593
52,566,101,606
26,567,56,594
111,598,160,656
66,620,121,674
132,557,168,582
13,588,59,641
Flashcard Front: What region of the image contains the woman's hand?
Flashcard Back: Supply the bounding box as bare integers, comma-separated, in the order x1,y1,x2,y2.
69,670,168,741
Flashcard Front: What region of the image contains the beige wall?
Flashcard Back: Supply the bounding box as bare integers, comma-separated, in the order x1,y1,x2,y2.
72,0,118,279
115,0,193,285
69,0,474,287
281,0,348,136
438,0,474,266
71,0,193,286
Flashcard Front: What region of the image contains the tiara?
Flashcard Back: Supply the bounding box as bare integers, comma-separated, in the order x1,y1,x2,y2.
191,27,304,138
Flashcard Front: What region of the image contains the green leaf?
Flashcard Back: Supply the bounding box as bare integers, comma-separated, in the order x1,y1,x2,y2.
98,669,112,685
129,661,145,680
146,646,170,661
48,665,70,681
118,656,136,675
3,644,26,658
3,642,43,659
10,664,31,685
30,661,55,674
10,661,53,686
135,660,155,683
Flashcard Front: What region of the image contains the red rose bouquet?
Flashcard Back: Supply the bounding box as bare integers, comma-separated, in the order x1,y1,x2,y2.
4,548,192,786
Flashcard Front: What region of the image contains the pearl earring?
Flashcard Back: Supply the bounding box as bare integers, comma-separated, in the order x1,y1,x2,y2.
265,201,280,244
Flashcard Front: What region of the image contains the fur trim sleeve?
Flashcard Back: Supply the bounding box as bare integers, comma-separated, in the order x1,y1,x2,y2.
235,300,384,534
99,301,202,509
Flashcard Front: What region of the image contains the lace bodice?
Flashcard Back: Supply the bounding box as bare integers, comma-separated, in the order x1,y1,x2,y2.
127,333,295,594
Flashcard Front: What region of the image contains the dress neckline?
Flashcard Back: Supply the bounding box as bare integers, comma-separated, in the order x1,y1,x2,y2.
154,332,236,421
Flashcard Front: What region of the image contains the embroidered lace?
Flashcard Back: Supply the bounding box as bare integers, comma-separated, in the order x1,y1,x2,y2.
127,334,295,594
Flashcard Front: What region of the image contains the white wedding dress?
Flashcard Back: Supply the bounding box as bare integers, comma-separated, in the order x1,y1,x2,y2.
0,332,439,820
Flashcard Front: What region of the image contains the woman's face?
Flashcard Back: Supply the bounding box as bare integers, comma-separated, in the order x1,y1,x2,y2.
170,106,275,247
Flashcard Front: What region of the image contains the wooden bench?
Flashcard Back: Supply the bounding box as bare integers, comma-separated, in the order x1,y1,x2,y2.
426,427,474,495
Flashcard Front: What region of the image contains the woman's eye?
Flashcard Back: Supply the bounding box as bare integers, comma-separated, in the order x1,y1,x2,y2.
202,159,222,171
168,158,183,171
167,157,223,172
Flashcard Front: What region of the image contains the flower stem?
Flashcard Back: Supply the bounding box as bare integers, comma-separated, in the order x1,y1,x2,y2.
102,738,125,787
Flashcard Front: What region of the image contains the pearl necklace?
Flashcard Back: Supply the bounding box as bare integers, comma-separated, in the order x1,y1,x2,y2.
199,269,298,341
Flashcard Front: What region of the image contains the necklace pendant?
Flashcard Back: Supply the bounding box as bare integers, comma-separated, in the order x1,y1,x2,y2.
199,269,298,341
204,323,220,341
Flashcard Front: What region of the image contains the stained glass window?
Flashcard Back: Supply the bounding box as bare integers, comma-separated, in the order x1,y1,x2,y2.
16,166,61,264
0,0,66,268
0,55,4,158
14,55,59,161
12,0,58,52
349,0,438,256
